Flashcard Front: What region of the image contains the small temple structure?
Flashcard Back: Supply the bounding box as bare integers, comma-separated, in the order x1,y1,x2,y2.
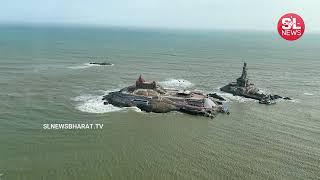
135,75,157,89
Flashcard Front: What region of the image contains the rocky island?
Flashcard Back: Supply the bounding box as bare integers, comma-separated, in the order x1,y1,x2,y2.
103,75,229,118
89,62,113,66
220,62,291,104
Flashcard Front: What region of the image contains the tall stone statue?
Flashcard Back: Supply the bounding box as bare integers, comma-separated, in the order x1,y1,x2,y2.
236,62,248,87
241,62,247,80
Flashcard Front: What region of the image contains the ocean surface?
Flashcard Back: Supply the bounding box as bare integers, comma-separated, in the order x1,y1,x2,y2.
0,25,319,179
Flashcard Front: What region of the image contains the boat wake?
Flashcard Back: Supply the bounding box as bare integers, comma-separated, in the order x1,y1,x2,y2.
72,89,141,113
159,79,193,89
303,92,314,96
68,63,114,69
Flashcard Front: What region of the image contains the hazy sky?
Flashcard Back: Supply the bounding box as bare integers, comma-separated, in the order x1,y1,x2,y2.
1,0,319,31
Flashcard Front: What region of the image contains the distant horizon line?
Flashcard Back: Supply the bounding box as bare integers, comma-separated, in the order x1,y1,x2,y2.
0,22,319,34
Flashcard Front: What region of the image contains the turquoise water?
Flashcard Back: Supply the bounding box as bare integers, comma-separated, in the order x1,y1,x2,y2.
0,25,320,179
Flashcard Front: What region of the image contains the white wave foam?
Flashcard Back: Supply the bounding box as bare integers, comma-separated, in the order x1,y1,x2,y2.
72,94,121,113
68,63,114,69
159,79,193,89
72,89,142,114
215,91,299,104
126,106,142,112
303,92,314,96
288,99,299,103
215,91,256,103
276,98,299,103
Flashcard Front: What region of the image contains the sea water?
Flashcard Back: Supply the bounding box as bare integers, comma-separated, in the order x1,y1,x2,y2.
0,25,319,179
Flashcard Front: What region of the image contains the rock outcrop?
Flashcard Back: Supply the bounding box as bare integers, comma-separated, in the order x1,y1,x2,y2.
103,75,229,118
89,62,113,66
220,62,291,104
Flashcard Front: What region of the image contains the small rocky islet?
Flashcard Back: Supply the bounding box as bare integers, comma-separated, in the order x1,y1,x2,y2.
89,62,113,66
220,62,292,104
103,63,291,118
